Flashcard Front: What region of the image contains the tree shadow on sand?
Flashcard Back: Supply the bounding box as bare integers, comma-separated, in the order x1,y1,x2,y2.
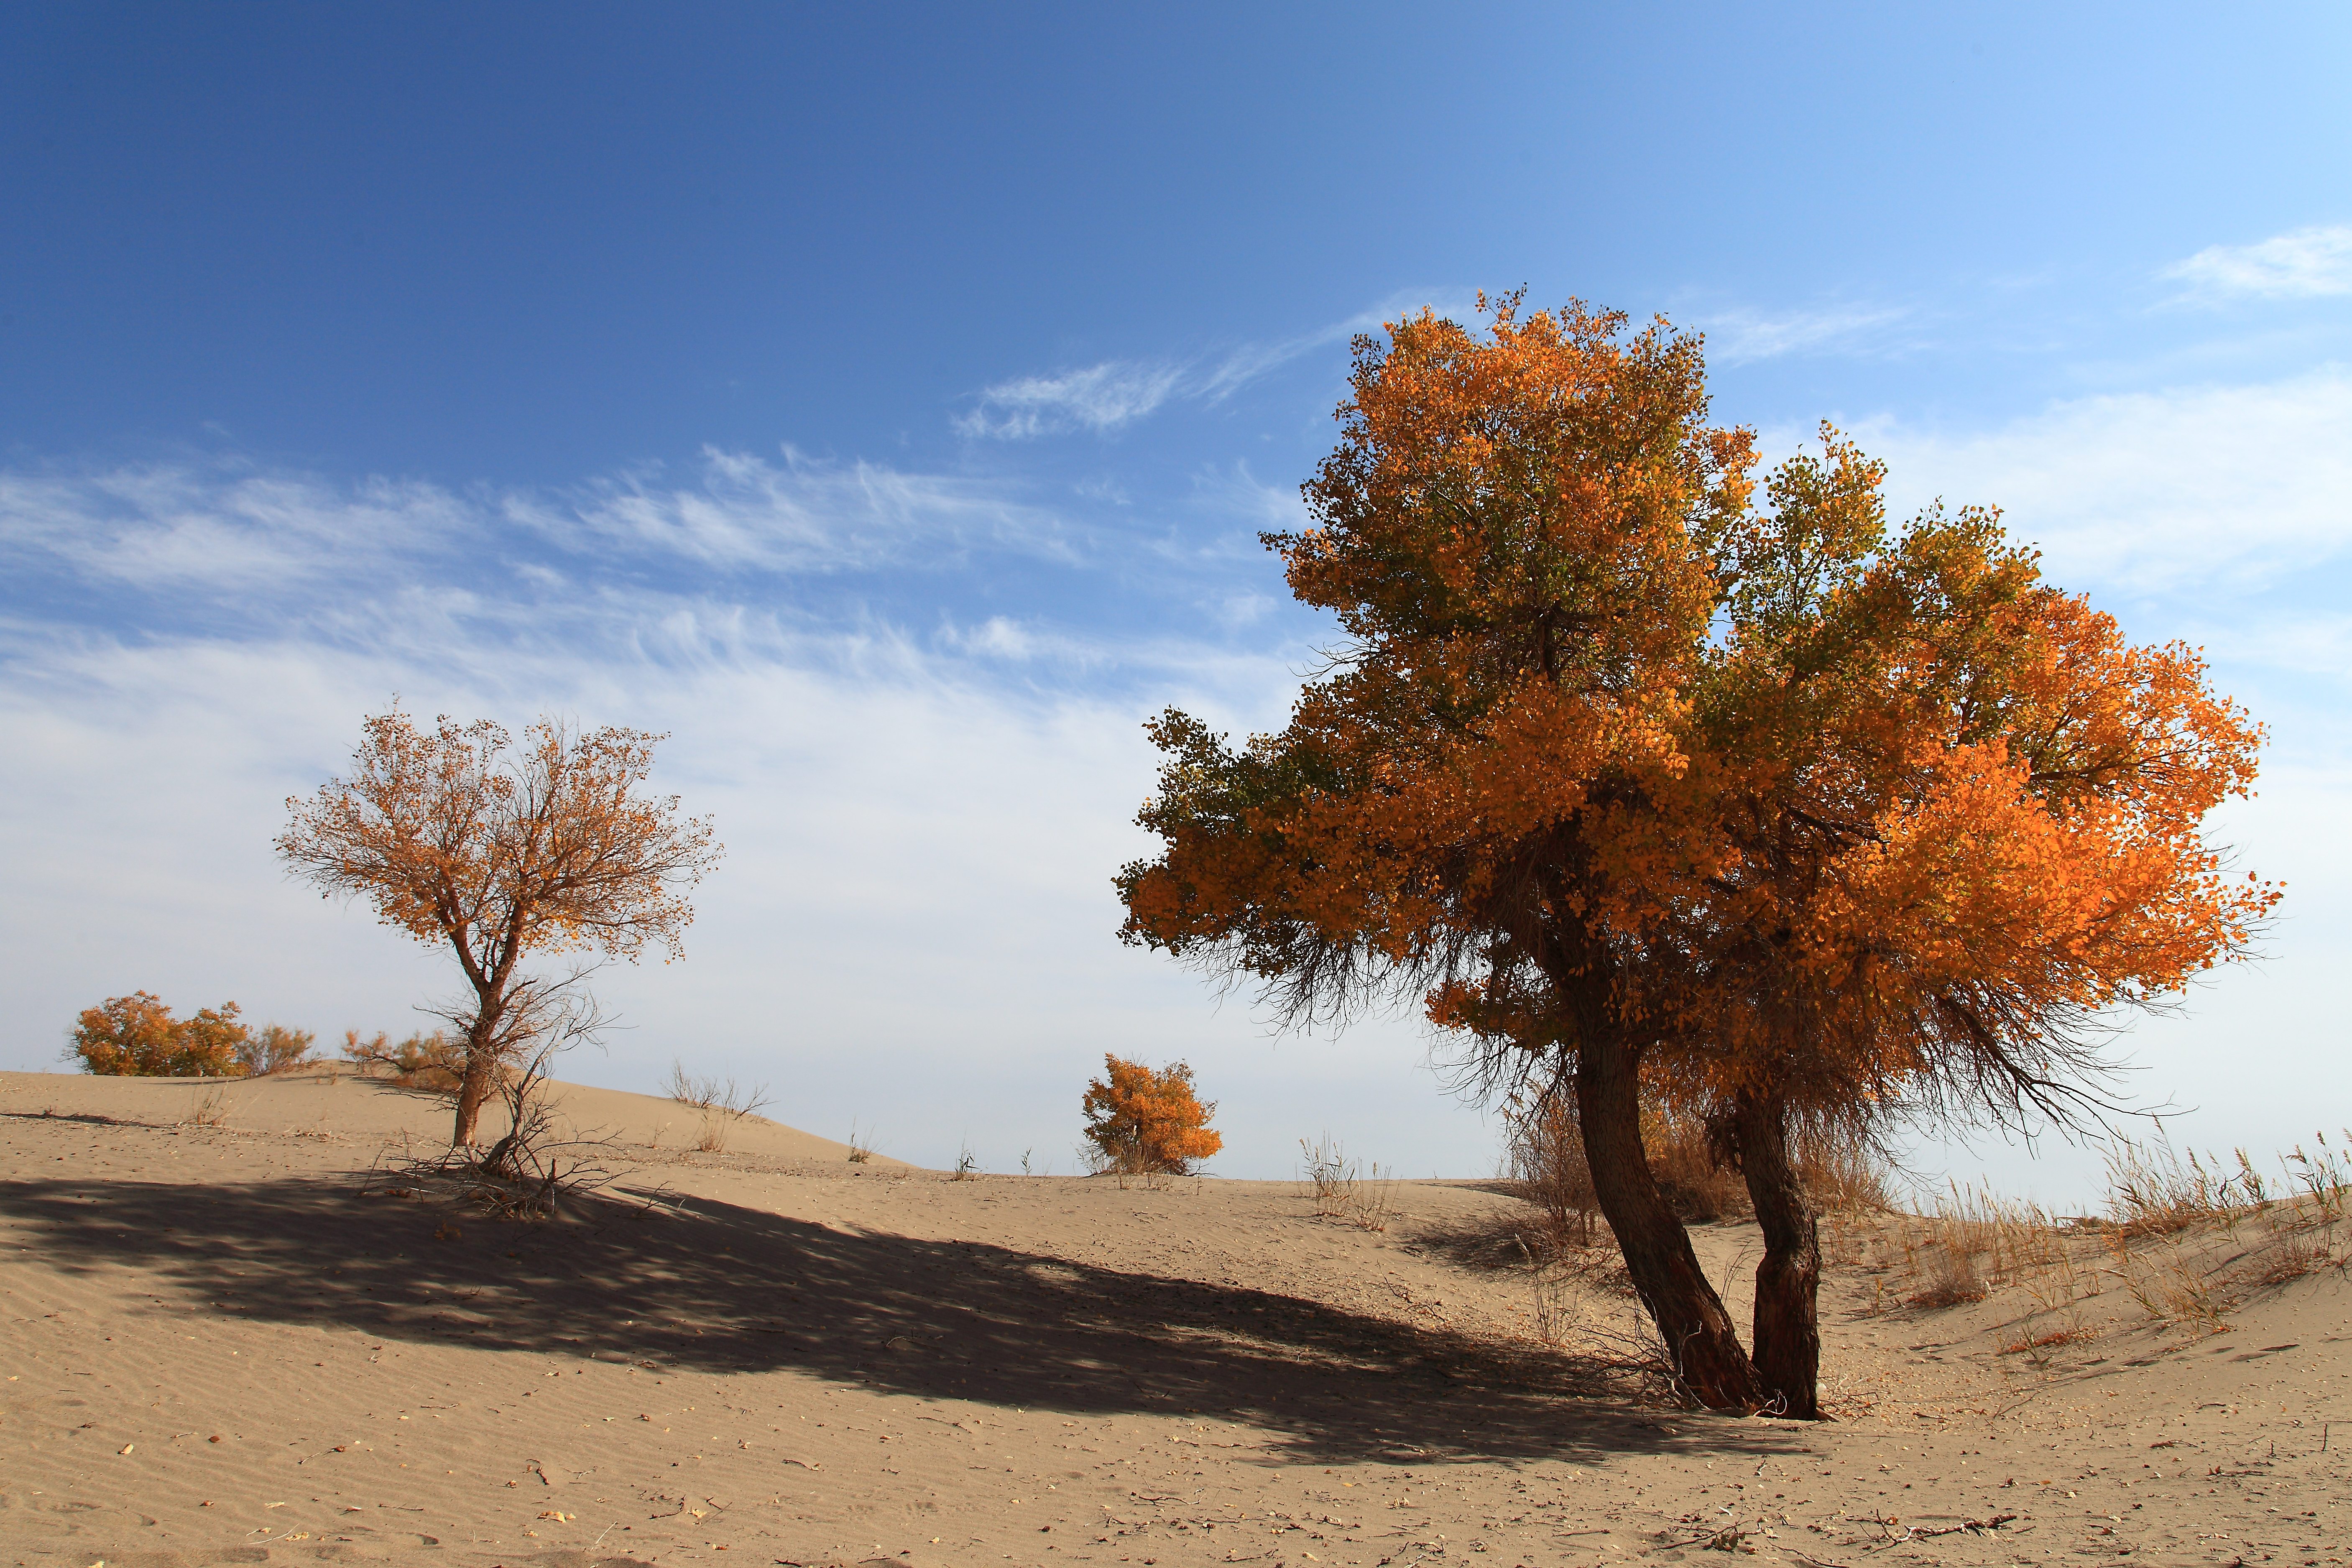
1,1171,1810,1468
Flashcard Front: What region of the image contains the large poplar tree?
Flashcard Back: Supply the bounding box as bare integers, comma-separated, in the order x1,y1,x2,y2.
1116,297,2273,1413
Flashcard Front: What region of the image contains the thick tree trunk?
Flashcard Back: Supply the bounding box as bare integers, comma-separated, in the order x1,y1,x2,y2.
1734,1089,1823,1419
450,979,512,1149
1576,1037,1761,1410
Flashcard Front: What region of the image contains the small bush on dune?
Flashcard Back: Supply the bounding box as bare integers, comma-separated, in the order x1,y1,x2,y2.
343,1027,468,1093
1081,1054,1222,1177
236,1023,318,1076
1502,1096,1601,1249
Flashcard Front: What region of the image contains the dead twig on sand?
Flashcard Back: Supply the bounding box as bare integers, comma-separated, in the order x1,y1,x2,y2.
1859,1512,2018,1552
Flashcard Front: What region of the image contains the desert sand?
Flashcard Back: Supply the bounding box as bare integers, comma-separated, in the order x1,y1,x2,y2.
2,1066,2344,1567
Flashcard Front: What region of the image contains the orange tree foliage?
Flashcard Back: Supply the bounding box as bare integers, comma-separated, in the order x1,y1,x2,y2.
1080,1054,1223,1174
1116,297,2273,1412
69,992,251,1077
1668,431,2274,1131
276,709,722,1147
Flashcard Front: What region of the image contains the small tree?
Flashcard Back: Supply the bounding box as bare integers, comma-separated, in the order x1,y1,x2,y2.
68,992,250,1076
1081,1055,1223,1175
276,708,723,1147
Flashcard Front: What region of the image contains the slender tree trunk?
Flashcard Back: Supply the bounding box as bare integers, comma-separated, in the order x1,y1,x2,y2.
1576,1036,1761,1410
1734,1089,1822,1419
451,995,505,1148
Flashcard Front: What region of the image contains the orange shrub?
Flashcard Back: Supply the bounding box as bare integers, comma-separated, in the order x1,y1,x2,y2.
69,992,250,1076
1081,1054,1223,1175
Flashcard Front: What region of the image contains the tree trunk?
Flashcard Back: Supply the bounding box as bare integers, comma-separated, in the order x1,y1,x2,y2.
450,981,511,1149
1734,1089,1823,1419
1576,1037,1761,1410
452,1047,498,1148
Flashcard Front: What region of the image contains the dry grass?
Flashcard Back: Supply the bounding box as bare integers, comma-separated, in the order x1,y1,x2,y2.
1905,1241,1988,1308
2103,1132,2266,1237
1499,1097,1600,1251
666,1061,774,1153
1299,1135,1396,1232
184,1085,232,1128
1856,1128,2352,1344
1641,1105,1748,1222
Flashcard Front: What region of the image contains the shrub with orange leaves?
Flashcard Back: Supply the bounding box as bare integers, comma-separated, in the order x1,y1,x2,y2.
1080,1055,1223,1175
69,992,250,1077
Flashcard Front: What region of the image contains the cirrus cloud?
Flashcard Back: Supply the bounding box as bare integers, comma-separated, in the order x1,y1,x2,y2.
2163,224,2352,301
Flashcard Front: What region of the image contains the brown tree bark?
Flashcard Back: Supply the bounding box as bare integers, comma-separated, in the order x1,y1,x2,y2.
452,1043,498,1149
1733,1089,1823,1418
1576,1036,1761,1410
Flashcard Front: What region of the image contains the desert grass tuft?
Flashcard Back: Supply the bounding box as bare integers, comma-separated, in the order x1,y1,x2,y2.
1300,1134,1396,1231
666,1060,774,1152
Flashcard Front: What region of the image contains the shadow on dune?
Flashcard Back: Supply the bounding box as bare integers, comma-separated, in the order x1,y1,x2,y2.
0,1171,1804,1467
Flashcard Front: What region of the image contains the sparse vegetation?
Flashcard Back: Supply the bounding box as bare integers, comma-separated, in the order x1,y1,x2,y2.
1300,1134,1395,1231
343,1027,469,1093
845,1121,876,1164
1080,1055,1222,1177
666,1061,773,1152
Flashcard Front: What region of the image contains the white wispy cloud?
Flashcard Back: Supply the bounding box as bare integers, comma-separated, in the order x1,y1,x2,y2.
0,446,1078,602
522,445,1078,572
0,463,472,592
958,291,1470,440
2163,225,2352,301
1849,365,2352,595
1690,302,1913,365
954,360,1187,439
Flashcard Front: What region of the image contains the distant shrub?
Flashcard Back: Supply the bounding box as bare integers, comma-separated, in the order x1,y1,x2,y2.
1502,1095,1601,1249
343,1027,468,1093
1081,1054,1222,1175
236,1023,318,1076
68,992,252,1077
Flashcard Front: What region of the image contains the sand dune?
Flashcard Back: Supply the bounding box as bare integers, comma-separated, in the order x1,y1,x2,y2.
2,1069,2345,1566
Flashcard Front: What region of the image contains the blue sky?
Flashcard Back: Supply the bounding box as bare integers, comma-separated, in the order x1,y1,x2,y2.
4,3,2349,1195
